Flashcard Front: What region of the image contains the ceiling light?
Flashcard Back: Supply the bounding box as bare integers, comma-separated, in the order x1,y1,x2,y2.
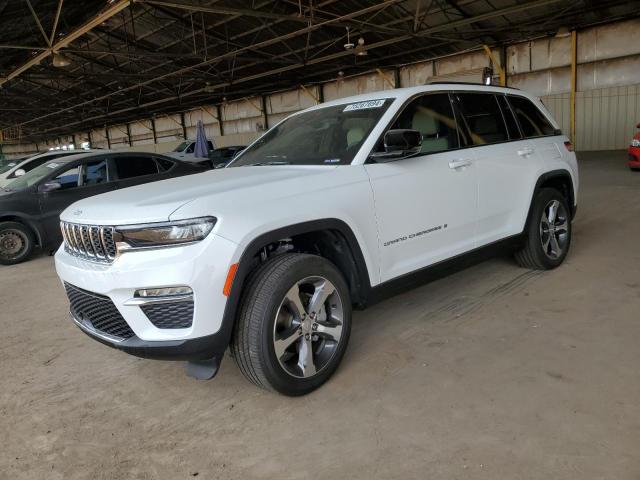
354,37,367,56
52,52,71,67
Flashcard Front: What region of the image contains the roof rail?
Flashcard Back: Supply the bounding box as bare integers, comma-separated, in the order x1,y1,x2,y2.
426,81,520,90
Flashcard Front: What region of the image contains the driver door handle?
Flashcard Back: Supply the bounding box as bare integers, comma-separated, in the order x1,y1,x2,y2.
448,159,472,170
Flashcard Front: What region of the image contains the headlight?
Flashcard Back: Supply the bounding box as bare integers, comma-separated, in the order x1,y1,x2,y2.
114,217,216,252
631,139,640,147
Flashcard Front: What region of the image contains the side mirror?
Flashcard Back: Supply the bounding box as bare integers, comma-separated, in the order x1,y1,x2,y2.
370,129,422,162
39,181,62,193
14,168,26,177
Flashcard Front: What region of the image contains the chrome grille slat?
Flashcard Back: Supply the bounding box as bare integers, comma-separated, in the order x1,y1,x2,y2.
80,225,96,258
61,221,115,264
89,227,106,258
72,225,82,253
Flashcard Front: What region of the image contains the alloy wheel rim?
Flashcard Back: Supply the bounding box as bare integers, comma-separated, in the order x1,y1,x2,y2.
539,199,569,260
0,230,27,260
272,276,344,379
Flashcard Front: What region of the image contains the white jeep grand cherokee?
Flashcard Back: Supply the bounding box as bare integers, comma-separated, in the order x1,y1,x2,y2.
55,84,578,396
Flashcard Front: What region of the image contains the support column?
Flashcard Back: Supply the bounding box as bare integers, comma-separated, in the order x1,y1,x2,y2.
150,117,157,144
126,123,133,147
180,112,187,139
216,104,224,137
261,95,269,130
105,126,111,149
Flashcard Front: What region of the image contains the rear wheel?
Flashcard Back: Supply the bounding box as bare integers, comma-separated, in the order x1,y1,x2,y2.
231,253,352,396
515,188,571,270
0,221,34,265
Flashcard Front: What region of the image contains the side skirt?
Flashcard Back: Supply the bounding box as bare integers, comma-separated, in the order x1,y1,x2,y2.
365,233,526,307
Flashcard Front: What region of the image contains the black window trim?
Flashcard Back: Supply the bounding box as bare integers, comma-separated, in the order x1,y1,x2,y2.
496,93,524,141
366,89,565,164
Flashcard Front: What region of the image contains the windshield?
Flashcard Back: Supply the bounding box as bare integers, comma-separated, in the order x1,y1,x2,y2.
4,160,69,191
230,99,392,167
173,141,189,152
0,161,20,175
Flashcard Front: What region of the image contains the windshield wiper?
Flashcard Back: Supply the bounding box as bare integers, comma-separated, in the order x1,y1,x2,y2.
244,161,291,166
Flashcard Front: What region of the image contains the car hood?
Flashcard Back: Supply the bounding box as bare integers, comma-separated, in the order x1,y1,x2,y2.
60,165,340,225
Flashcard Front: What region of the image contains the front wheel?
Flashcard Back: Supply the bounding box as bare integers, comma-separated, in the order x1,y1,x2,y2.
231,253,352,396
515,188,572,270
0,221,34,265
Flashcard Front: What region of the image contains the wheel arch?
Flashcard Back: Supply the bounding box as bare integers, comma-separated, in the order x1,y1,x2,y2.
217,219,372,350
0,214,43,246
524,169,576,232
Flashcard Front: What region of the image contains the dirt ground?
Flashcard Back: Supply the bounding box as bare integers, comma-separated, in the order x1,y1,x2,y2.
1,151,639,480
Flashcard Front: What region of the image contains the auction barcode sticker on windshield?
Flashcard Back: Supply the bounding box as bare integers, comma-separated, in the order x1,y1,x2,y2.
343,99,385,112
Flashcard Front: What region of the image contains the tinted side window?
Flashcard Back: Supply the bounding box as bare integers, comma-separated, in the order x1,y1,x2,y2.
496,95,522,140
508,96,555,138
156,158,174,172
114,156,159,179
456,93,508,145
23,157,52,173
55,166,80,190
386,93,459,154
207,141,214,150
83,160,109,185
185,143,195,154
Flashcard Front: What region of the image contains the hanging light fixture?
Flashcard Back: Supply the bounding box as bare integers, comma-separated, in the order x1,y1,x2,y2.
52,52,71,67
344,27,355,51
354,37,368,56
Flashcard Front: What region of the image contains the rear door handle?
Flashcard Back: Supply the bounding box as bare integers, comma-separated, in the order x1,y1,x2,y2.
448,159,472,169
517,147,534,157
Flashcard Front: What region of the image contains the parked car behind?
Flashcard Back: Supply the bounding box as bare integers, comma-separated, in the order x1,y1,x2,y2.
165,140,214,162
209,146,246,168
628,122,640,171
0,151,205,265
0,149,102,188
0,155,28,169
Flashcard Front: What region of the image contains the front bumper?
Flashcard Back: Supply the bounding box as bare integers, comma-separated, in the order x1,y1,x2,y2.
71,312,229,360
55,233,240,361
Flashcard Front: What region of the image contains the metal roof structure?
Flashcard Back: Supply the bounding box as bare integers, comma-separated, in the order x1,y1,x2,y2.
1,0,637,142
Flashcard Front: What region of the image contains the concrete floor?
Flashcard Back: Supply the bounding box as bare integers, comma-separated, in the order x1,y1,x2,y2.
1,151,639,480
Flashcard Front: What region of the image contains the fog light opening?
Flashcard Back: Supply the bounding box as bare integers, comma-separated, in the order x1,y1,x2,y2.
135,286,193,298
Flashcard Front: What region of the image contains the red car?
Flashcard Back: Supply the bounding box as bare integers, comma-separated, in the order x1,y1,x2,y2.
629,122,640,171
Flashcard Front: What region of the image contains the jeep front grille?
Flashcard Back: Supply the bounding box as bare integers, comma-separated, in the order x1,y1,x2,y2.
61,222,117,263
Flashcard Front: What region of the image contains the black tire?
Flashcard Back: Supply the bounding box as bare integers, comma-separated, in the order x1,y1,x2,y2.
231,253,352,396
515,188,572,270
0,221,34,266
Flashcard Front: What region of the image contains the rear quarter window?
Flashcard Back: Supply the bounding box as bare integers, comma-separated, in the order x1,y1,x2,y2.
507,95,556,138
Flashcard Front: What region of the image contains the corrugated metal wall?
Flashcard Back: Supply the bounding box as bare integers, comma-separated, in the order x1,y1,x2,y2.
4,18,640,158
